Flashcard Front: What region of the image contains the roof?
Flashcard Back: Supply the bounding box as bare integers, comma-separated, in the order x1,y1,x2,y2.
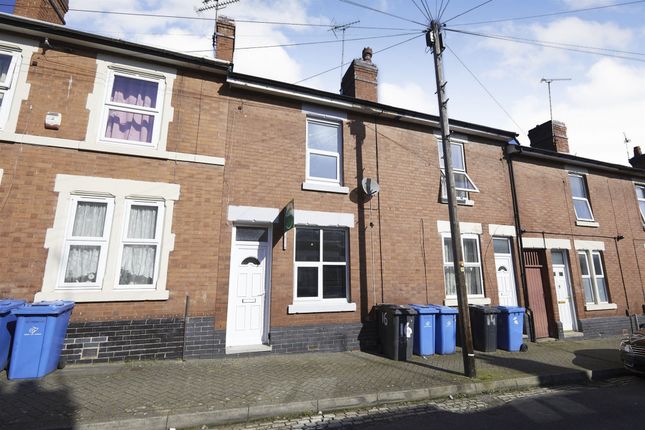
0,12,518,142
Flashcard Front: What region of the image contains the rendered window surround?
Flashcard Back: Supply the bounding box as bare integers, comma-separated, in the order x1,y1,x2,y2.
577,249,616,311
568,173,595,223
0,168,3,184
441,233,486,301
437,139,478,205
0,48,20,129
302,116,346,193
36,174,180,302
288,209,356,314
86,54,175,155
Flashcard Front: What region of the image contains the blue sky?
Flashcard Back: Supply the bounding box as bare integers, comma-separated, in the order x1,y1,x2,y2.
66,1,645,165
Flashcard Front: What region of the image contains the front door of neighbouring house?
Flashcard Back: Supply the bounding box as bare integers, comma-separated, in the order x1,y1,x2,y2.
494,237,518,307
552,250,577,332
523,250,551,338
226,226,271,349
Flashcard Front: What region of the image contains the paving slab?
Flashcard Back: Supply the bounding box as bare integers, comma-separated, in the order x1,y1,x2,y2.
0,336,626,429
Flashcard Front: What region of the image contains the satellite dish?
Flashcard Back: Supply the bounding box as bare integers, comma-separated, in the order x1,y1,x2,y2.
361,178,380,196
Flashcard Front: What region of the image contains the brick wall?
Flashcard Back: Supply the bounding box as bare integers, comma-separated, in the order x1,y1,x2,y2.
13,0,68,24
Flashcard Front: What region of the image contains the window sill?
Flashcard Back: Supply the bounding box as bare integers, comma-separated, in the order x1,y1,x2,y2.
444,297,491,306
34,289,170,303
585,303,618,311
576,220,599,228
441,199,475,206
288,301,356,314
302,181,349,194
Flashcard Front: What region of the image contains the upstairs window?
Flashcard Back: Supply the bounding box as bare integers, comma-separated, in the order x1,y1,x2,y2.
437,141,478,203
294,228,348,301
578,250,609,305
442,234,483,298
102,70,165,146
636,184,645,223
0,49,20,128
306,118,342,185
568,174,594,221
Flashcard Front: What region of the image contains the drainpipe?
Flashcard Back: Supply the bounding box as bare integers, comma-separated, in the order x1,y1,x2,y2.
506,142,535,342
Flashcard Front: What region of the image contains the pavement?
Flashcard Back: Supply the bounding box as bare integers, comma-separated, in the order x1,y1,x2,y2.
0,336,628,430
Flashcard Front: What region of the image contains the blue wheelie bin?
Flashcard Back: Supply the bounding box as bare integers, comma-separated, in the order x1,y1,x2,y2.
497,306,525,352
410,304,438,356
8,301,74,380
1,300,26,371
429,305,458,355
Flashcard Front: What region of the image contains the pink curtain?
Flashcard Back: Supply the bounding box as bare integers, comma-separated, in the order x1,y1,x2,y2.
105,76,159,143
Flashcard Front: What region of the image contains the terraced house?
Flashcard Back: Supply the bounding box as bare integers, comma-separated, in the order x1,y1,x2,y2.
0,2,643,364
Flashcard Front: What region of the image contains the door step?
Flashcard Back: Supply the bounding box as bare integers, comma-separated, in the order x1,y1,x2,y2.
225,344,272,355
563,331,584,338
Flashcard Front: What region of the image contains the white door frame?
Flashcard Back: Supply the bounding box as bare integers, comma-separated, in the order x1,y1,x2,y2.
225,224,273,351
552,250,578,332
493,237,518,307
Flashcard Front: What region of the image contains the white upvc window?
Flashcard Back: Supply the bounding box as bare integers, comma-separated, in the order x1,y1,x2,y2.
578,250,609,305
0,49,21,129
568,173,594,221
58,196,115,289
294,228,348,302
100,68,165,147
635,184,645,223
117,200,164,288
442,233,484,298
306,118,343,185
437,141,479,203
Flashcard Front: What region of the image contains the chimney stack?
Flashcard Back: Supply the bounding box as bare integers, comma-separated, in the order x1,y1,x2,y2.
528,120,570,153
13,0,68,25
340,47,378,102
629,146,645,169
214,16,236,63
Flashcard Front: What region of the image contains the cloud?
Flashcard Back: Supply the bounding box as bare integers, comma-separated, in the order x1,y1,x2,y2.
560,0,618,8
379,81,436,115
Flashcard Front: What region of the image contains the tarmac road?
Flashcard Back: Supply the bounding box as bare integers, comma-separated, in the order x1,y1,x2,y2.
216,375,644,429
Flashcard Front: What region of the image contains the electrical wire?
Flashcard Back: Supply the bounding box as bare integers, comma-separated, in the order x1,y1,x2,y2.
339,0,428,27
446,28,645,62
411,0,432,23
443,0,494,24
451,0,645,27
182,31,422,53
445,45,525,134
294,33,425,84
438,0,452,21
447,28,645,57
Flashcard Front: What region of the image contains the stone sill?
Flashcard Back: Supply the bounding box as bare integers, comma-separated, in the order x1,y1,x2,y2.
585,303,618,311
302,181,349,194
288,301,356,314
444,297,491,306
35,289,170,302
576,220,600,228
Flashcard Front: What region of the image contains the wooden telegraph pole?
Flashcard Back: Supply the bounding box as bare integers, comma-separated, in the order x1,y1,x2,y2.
428,20,476,378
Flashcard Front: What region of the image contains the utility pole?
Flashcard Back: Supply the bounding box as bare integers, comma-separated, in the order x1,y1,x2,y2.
428,20,476,378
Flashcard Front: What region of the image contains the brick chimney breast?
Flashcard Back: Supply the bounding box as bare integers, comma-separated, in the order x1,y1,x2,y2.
341,47,378,102
528,120,570,153
215,16,236,63
629,146,645,169
13,0,68,25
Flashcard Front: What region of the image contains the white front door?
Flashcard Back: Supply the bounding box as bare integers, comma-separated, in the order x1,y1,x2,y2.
552,251,577,331
494,238,518,307
226,226,270,348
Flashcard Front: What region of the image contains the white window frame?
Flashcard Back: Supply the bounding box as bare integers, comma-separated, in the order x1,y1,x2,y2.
635,183,645,224
57,195,115,289
578,250,609,305
115,199,165,289
305,117,343,186
568,173,595,222
442,233,484,299
99,67,166,148
0,48,21,130
437,140,478,204
38,174,179,302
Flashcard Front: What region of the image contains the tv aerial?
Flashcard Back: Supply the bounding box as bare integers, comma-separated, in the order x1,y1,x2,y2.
540,77,571,122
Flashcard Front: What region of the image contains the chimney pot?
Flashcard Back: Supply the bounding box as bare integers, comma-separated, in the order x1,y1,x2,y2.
629,146,645,169
362,47,373,62
635,146,642,157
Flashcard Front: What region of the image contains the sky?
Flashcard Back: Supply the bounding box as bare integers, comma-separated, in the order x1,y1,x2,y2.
64,0,645,166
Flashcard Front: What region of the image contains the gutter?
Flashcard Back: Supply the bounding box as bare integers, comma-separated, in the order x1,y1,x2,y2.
226,77,518,143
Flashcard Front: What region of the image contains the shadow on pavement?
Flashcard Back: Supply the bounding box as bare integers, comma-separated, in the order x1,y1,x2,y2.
0,372,76,430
